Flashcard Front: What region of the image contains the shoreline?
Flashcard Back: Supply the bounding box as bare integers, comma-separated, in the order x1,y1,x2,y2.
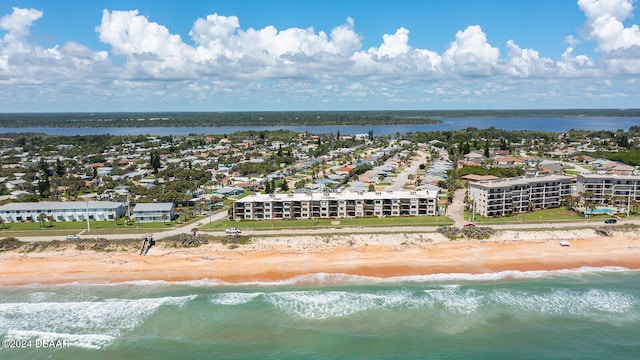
1,229,639,286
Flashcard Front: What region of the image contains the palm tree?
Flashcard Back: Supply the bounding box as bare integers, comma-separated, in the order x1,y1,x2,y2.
37,212,47,227
564,195,576,210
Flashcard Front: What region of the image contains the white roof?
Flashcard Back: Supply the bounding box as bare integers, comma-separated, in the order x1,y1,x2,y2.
235,190,439,204
0,201,124,211
133,203,174,212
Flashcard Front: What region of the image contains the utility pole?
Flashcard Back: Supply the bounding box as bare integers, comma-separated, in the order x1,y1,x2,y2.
471,200,475,222
86,199,90,232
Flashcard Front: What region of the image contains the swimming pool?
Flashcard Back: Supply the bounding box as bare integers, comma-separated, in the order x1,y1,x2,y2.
585,208,616,214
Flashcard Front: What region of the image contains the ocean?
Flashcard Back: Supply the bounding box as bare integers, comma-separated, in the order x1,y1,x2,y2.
1,268,639,359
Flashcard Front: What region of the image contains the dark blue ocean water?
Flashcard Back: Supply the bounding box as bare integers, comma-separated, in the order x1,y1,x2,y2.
1,116,637,136
1,268,639,359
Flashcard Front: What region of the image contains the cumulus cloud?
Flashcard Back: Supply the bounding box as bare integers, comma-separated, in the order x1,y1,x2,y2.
578,0,640,51
96,10,363,79
1,3,640,110
0,7,42,41
0,7,109,86
373,27,411,58
557,47,596,76
442,25,500,76
505,40,554,77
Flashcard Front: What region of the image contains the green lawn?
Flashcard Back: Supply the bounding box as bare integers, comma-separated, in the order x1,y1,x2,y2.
464,207,613,223
0,216,200,237
203,215,453,232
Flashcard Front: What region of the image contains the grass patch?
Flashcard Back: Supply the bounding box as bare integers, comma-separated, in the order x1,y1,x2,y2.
203,215,453,232
465,207,600,223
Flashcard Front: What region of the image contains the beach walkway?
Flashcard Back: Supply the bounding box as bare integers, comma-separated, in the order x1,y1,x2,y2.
448,189,467,226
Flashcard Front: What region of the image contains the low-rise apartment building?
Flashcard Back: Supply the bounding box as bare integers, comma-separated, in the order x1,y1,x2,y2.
576,174,640,204
468,175,573,217
0,201,126,223
132,203,175,222
233,190,440,220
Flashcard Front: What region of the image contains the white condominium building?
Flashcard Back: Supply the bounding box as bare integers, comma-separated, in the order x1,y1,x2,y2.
576,174,640,204
0,201,126,223
468,175,573,217
233,190,440,220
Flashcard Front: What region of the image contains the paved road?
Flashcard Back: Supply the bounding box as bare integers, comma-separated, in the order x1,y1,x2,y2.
386,150,428,191
571,163,592,175
9,203,640,242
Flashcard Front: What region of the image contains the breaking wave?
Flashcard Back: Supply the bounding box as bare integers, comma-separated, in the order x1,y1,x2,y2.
0,295,197,349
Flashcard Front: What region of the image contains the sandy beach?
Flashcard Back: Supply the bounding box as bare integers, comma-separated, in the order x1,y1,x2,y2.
1,228,639,286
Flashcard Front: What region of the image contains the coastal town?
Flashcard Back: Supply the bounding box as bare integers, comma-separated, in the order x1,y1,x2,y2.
0,126,637,238
4,1,640,356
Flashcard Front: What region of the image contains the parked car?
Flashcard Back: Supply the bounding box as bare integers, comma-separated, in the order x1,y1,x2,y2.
464,223,476,227
604,219,617,224
66,234,80,240
225,228,242,234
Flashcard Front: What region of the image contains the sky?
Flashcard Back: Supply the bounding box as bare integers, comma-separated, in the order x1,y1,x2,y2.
1,0,640,112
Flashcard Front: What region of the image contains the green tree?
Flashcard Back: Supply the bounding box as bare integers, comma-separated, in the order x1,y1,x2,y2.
38,174,50,198
39,158,48,173
37,212,47,227
499,138,509,151
616,134,629,148
150,151,161,175
56,158,65,176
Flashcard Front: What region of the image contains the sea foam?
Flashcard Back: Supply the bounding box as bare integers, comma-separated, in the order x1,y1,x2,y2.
256,284,638,320
0,295,197,349
5,266,633,289
210,292,265,305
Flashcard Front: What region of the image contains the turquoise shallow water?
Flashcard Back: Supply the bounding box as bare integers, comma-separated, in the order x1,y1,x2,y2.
1,268,639,359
